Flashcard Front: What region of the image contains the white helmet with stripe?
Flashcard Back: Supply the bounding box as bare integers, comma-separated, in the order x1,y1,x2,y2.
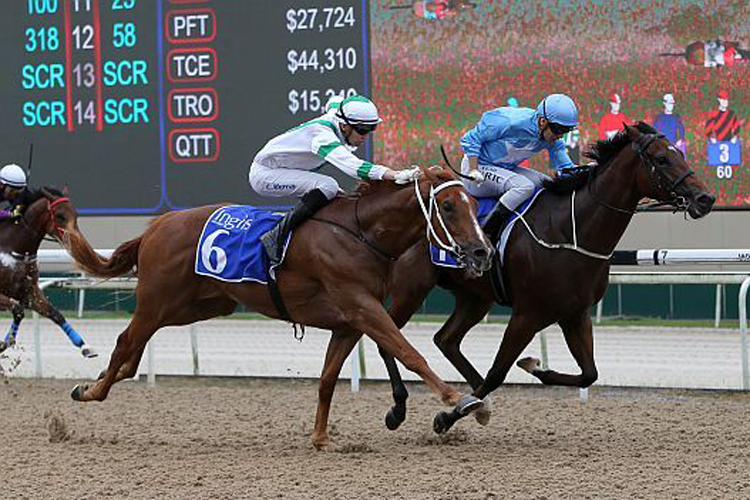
0,164,27,188
336,95,382,127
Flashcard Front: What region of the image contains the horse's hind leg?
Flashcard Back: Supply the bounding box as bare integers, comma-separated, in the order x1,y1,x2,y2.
517,309,598,387
28,284,97,358
312,329,361,450
71,312,159,402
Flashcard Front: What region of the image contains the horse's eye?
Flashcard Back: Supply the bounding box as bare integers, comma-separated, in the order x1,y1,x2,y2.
441,200,455,212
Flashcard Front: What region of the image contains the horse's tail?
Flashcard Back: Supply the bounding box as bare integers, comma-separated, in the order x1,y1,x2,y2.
65,228,141,278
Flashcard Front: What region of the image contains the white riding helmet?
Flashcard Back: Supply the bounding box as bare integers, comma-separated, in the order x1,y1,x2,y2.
336,95,382,126
324,95,344,114
0,164,27,188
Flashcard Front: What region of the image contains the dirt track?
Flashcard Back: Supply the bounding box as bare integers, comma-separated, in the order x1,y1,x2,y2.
2,377,749,500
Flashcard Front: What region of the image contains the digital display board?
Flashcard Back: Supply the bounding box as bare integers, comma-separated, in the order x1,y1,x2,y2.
0,0,369,214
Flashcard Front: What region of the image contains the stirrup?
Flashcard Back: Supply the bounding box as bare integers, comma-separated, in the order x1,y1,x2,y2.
261,227,284,266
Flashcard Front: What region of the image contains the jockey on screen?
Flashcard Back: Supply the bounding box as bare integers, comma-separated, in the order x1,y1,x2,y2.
249,95,421,267
0,164,34,219
460,93,578,239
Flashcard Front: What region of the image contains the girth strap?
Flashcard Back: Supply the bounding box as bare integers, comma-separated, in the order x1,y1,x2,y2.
266,274,305,341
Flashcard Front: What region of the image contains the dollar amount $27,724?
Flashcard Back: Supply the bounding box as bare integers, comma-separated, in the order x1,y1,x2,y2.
286,6,356,33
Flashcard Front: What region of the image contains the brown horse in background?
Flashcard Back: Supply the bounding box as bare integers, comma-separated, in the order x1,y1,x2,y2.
62,165,493,449
379,124,715,433
0,187,96,358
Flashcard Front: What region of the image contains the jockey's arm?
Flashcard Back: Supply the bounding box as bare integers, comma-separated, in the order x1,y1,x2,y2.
460,111,510,172
310,128,393,182
548,138,575,172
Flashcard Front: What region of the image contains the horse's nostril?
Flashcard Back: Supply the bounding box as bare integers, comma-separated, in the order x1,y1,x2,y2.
696,193,716,210
473,248,488,260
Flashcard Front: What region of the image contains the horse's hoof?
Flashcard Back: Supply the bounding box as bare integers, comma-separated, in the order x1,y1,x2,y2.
517,357,541,374
433,411,453,434
80,344,98,359
456,394,483,416
384,409,404,431
70,385,86,401
474,396,492,426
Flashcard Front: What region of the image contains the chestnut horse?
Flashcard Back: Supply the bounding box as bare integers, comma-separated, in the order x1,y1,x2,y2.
62,166,493,449
0,187,96,358
379,124,715,433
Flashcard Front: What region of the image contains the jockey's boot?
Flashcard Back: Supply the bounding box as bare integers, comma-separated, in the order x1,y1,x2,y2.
261,188,329,268
482,201,513,241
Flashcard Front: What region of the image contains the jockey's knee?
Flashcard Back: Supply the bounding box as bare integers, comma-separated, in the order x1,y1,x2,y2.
509,177,535,198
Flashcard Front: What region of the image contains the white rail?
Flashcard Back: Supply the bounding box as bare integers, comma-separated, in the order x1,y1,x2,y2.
31,251,750,391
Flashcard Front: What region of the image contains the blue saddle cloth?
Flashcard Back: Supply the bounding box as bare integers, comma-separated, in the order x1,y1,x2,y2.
195,205,284,284
430,190,542,268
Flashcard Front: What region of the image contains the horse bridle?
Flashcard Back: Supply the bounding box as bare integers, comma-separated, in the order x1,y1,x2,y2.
590,133,694,215
631,133,694,211
46,197,70,240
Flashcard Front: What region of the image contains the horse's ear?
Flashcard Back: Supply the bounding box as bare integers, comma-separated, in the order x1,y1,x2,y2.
63,184,69,196
624,123,641,141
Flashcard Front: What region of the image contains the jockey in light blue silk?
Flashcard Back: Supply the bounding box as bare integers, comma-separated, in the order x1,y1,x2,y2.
460,93,578,239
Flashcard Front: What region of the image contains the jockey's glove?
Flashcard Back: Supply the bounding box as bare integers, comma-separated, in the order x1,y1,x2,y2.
12,206,23,218
466,169,485,186
392,166,421,184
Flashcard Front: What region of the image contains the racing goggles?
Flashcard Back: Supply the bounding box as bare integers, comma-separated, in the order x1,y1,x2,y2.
547,121,575,136
351,123,378,135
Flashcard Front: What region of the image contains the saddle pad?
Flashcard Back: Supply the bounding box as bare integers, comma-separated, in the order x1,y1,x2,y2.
195,205,285,284
430,189,544,268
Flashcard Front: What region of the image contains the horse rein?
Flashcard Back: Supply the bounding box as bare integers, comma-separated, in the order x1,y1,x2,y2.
311,198,398,262
310,176,467,263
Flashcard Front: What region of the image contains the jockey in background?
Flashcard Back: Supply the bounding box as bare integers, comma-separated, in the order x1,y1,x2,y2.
0,164,34,219
460,93,578,239
249,95,421,267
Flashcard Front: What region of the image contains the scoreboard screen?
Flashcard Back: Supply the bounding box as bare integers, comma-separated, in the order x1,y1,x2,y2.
0,0,369,214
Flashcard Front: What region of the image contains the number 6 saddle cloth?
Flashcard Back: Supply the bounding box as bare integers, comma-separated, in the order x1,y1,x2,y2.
195,205,287,284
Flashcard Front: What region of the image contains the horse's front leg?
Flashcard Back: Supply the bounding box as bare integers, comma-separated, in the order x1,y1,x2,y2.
433,312,549,434
432,291,494,425
28,284,97,358
311,329,361,450
0,294,24,353
343,296,483,423
517,308,598,387
381,242,440,431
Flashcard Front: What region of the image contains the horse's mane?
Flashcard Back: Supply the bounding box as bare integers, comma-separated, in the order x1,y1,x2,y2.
25,185,66,203
543,122,657,195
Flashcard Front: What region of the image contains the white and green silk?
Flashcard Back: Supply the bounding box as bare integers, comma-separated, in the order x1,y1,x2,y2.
250,116,387,200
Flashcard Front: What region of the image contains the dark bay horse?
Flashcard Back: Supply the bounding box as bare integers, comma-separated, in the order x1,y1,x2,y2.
62,165,493,449
0,187,96,358
380,124,715,433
